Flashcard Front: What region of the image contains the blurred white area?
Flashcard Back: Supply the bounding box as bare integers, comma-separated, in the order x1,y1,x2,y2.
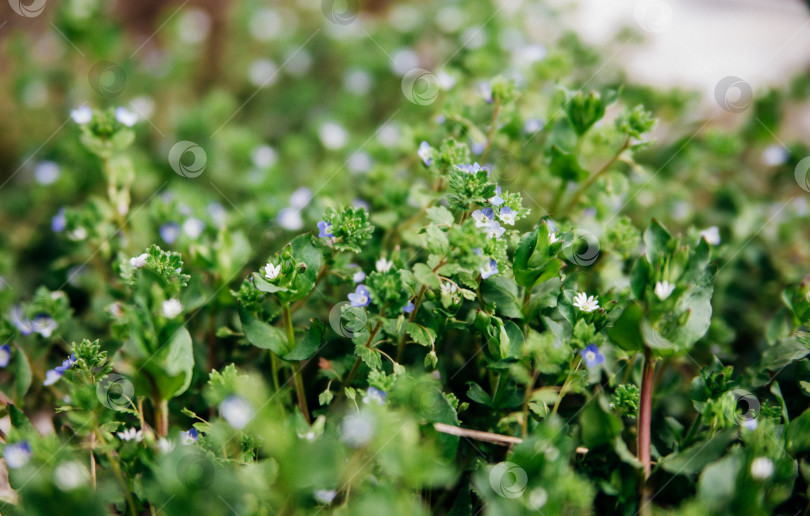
553,0,810,109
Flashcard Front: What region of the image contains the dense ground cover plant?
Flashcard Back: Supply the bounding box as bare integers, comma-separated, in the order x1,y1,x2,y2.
1,0,810,515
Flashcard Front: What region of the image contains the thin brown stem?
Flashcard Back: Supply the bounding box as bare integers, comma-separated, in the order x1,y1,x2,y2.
638,346,656,515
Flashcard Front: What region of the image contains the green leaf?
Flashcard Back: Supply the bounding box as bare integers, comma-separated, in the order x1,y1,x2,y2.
282,320,325,361
161,325,195,398
426,206,455,226
466,382,493,407
481,277,523,319
760,335,810,371
405,322,437,347
786,408,810,456
643,219,672,263
413,263,440,290
14,344,32,405
354,344,382,370
579,397,622,448
549,145,588,182
287,234,321,302
660,429,736,475
8,404,36,434
238,304,289,355
252,273,289,294
423,224,450,254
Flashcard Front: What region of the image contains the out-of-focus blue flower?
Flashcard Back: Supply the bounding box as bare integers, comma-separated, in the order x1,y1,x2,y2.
580,344,605,368
418,141,432,166
362,387,387,405
43,368,63,386
181,427,199,445
160,222,181,244
0,344,11,368
52,208,67,232
348,285,371,308
3,441,32,469
352,270,366,284
402,301,415,314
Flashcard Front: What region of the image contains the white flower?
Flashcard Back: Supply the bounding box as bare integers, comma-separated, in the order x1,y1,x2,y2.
70,105,92,124
251,145,278,169
130,253,148,268
157,438,174,453
498,207,516,226
340,411,375,448
161,298,183,318
3,442,32,469
314,489,337,504
263,262,282,280
742,418,758,431
117,428,143,442
54,461,88,491
750,457,774,480
375,257,394,273
654,281,675,300
35,161,60,185
572,291,599,313
220,396,254,430
114,107,138,127
182,218,205,239
699,226,720,245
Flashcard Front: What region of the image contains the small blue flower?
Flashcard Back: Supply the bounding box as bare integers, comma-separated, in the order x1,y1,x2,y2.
418,141,432,166
402,301,415,314
457,162,485,174
55,353,77,373
483,220,505,239
352,199,370,211
3,441,32,469
480,259,499,280
489,185,504,206
479,81,493,103
52,208,67,232
471,208,494,228
159,222,181,244
43,368,63,386
580,344,605,368
0,344,11,368
31,315,57,338
498,206,516,226
363,387,387,405
10,306,33,336
470,140,486,155
352,270,366,284
348,285,370,308
317,221,334,238
524,118,544,133
181,427,199,445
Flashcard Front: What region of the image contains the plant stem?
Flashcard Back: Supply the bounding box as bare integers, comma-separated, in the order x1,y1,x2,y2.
283,303,310,424
551,356,582,416
343,320,383,390
89,432,96,488
270,352,281,392
155,399,169,437
638,346,655,515
480,98,502,164
520,369,539,438
561,136,630,215
101,434,138,516
395,258,447,362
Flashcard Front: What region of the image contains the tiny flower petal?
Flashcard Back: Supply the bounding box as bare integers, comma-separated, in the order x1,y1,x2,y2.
654,281,675,300
418,141,432,166
348,285,371,308
375,257,393,272
573,292,599,313
498,206,516,225
161,298,183,318
70,105,92,124
480,259,499,280
114,107,138,127
580,344,605,368
362,387,387,405
43,369,63,386
130,253,148,269
402,301,415,314
352,270,366,283
160,222,181,244
3,441,32,469
317,221,334,238
0,345,10,368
